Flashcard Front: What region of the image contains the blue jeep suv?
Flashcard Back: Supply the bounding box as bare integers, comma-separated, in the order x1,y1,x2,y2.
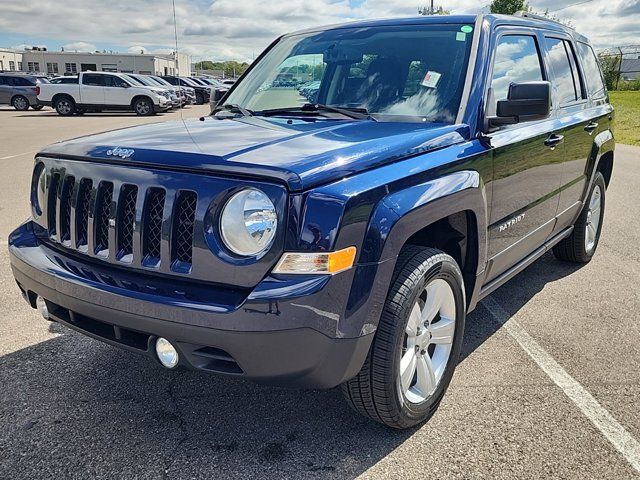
9,13,614,428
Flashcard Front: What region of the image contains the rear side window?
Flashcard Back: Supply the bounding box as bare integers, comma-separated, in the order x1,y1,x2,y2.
83,74,104,86
544,37,579,105
489,35,544,116
576,42,606,99
13,77,34,86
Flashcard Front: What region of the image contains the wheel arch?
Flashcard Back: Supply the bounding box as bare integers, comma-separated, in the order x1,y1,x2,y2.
353,170,488,313
130,94,154,108
51,93,74,106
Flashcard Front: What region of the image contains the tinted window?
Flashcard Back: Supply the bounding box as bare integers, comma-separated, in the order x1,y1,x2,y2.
104,75,129,87
490,35,544,115
576,42,606,98
83,74,104,86
544,37,578,105
13,77,35,86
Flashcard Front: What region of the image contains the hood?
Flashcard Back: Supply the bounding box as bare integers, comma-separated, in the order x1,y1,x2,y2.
39,116,470,191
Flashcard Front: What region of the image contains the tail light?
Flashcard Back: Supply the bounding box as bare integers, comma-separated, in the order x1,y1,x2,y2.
33,86,40,95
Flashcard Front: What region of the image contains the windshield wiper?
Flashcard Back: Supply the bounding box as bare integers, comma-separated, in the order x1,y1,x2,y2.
260,103,377,121
213,103,254,117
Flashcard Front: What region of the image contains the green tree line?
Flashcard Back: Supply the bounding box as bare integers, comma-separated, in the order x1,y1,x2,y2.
193,60,250,77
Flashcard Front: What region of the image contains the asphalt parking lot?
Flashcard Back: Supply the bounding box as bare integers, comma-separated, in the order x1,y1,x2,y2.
0,106,638,479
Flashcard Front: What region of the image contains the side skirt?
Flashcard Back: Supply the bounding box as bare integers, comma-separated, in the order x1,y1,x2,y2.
478,226,574,300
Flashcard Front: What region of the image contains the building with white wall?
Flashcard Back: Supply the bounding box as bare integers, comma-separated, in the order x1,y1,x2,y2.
0,48,190,76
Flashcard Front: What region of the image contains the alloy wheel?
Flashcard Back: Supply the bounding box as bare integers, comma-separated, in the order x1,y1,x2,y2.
399,278,456,404
585,184,602,254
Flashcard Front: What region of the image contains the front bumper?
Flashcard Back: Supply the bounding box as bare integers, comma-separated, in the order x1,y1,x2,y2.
9,222,373,388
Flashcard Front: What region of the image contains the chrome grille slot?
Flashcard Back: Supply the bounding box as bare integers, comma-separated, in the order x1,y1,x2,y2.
59,175,75,243
47,172,61,237
75,179,93,248
171,190,197,269
142,188,165,266
117,184,138,261
94,182,113,255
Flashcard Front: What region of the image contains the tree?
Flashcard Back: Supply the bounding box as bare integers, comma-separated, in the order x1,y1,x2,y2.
597,52,621,90
490,0,528,14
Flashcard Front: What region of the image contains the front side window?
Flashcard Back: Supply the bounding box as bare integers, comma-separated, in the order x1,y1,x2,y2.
576,42,606,99
104,75,129,88
489,35,544,116
544,37,579,105
223,23,475,123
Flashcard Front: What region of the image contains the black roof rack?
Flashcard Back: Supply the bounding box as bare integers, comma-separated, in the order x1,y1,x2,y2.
514,10,575,30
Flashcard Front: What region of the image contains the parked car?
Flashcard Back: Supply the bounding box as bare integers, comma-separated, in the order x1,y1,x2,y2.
195,77,229,91
38,71,172,116
10,14,614,429
0,73,48,110
124,74,181,108
49,76,79,84
161,75,210,105
147,75,195,105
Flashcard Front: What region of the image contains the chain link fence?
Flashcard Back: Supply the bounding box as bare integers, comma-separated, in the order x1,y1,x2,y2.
597,46,640,90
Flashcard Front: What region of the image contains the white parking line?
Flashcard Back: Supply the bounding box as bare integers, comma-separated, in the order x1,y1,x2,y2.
482,297,640,474
1,152,34,160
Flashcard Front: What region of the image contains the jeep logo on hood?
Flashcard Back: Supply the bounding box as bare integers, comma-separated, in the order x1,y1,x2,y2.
106,146,135,159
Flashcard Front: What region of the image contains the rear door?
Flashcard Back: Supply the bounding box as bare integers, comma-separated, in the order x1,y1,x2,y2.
0,77,10,104
541,34,593,233
80,73,105,105
485,29,564,281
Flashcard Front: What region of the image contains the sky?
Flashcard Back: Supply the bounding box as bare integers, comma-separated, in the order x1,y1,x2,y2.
0,0,638,62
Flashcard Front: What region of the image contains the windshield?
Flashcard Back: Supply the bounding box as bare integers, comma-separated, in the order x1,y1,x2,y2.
150,76,172,87
127,74,155,87
223,23,474,123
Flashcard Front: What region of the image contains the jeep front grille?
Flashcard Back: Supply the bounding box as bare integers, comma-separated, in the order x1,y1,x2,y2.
43,170,198,274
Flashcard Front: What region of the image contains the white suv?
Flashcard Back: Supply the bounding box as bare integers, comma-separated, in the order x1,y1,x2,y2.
38,72,172,116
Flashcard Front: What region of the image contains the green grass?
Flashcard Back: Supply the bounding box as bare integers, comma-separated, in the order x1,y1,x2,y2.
609,91,640,146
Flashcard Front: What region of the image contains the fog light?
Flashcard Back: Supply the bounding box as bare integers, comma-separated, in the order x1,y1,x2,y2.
36,296,49,320
155,337,179,368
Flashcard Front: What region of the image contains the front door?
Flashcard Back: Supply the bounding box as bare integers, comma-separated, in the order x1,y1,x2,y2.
485,31,563,281
103,74,131,106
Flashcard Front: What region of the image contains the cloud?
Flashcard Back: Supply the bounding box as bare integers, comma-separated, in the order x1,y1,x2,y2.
63,41,97,52
127,45,148,54
0,0,637,61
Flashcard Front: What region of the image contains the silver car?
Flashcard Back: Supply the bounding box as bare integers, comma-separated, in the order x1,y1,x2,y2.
0,73,48,110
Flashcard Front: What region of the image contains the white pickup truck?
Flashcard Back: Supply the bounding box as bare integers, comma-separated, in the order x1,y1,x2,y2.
38,71,173,116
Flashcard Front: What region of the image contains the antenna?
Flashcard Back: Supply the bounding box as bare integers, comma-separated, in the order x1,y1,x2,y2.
171,0,184,121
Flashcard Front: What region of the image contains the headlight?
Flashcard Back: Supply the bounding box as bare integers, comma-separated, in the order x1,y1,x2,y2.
220,188,277,256
32,164,46,217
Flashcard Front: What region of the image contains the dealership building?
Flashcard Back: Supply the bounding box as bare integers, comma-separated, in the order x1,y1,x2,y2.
0,47,190,76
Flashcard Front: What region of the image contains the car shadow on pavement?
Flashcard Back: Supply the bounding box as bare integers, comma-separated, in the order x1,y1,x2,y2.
0,253,584,479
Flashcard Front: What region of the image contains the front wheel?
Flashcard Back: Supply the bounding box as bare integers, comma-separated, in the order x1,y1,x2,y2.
342,246,466,429
553,172,606,263
12,95,29,111
134,97,154,116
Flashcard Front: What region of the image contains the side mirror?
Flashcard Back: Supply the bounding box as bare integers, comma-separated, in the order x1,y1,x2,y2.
210,88,226,112
489,81,551,127
122,83,130,88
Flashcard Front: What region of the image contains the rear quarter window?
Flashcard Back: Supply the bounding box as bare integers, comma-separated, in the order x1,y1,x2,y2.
576,42,606,99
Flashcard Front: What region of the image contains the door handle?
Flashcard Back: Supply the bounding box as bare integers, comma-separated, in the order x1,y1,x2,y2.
544,134,564,149
584,122,598,135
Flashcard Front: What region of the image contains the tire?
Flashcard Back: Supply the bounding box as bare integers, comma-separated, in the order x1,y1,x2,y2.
195,92,204,105
12,95,29,111
342,246,466,429
31,105,44,111
553,172,606,263
54,96,76,116
133,97,154,116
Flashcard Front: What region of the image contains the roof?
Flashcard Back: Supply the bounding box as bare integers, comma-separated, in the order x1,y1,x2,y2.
287,13,590,44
